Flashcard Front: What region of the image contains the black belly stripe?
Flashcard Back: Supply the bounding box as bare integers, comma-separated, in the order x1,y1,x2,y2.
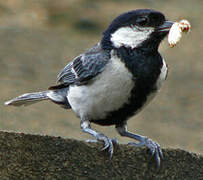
91,86,157,126
90,47,163,126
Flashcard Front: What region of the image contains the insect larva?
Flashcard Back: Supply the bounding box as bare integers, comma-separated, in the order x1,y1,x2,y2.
168,19,191,47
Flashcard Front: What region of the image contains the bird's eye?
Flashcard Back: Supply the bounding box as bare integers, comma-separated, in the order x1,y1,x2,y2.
136,17,149,27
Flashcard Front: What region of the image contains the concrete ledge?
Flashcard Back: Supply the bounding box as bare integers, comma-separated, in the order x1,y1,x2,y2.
0,131,202,179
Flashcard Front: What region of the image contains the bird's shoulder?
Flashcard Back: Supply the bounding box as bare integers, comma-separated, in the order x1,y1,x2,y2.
49,43,110,89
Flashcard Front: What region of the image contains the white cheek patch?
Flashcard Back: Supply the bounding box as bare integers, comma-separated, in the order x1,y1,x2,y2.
110,26,154,48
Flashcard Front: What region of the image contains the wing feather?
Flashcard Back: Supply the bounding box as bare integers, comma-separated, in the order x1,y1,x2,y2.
56,43,109,86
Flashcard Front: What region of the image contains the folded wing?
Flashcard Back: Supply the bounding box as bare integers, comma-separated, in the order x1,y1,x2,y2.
50,43,109,89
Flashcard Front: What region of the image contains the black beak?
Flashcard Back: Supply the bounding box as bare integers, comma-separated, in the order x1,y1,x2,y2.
157,21,174,32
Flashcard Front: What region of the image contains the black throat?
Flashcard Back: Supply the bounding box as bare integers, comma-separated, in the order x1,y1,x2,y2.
115,46,163,80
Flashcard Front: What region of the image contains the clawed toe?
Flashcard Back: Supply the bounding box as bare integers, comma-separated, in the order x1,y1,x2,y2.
98,136,117,158
111,138,119,146
128,137,163,167
81,121,117,159
101,138,113,152
144,138,163,167
86,136,117,158
101,137,117,158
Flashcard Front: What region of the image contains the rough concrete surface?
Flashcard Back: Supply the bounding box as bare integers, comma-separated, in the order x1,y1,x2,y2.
0,131,202,180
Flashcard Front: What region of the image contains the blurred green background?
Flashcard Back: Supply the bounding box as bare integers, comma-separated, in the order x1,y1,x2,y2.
0,0,202,154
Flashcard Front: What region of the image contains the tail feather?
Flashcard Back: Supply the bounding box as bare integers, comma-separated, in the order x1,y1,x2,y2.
4,91,49,107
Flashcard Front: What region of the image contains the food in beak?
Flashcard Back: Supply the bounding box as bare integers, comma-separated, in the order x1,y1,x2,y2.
168,19,191,47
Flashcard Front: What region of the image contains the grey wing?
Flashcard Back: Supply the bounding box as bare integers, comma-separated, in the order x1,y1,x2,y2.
56,43,109,86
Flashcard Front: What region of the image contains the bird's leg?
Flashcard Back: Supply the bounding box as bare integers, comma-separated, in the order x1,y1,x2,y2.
81,120,117,158
116,122,163,167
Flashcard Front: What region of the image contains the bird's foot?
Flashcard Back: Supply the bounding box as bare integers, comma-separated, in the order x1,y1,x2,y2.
86,135,118,158
128,137,163,167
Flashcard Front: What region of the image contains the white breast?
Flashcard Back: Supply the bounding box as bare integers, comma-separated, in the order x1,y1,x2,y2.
67,51,134,120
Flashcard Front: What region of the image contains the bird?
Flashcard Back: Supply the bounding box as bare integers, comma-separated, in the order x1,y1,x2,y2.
5,9,174,167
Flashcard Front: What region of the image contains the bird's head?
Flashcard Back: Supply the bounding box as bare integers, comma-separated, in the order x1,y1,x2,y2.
101,9,173,52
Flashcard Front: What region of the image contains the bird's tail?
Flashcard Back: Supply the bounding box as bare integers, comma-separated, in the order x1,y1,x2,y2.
4,91,50,107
